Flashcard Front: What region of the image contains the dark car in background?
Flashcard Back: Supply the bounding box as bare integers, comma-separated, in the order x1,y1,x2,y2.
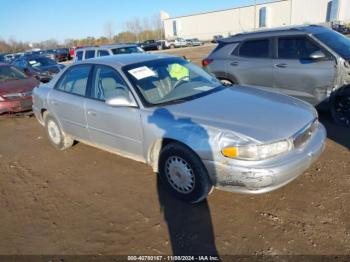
0,54,5,63
12,56,64,83
203,25,350,126
0,63,39,115
42,49,69,62
211,35,223,43
139,40,163,51
55,48,70,61
332,23,350,35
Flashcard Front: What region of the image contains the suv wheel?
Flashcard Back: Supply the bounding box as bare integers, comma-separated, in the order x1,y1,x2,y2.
158,143,213,203
45,115,74,150
330,89,350,127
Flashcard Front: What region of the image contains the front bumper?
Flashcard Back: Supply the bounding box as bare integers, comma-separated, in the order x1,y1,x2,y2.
203,124,327,194
0,97,33,114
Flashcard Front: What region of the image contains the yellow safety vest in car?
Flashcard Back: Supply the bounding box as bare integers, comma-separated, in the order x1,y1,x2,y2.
168,63,189,80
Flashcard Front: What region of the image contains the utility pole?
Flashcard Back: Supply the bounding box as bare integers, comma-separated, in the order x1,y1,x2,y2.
289,0,293,26
254,0,257,30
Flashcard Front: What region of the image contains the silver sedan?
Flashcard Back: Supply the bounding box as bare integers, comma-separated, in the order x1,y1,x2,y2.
32,54,326,203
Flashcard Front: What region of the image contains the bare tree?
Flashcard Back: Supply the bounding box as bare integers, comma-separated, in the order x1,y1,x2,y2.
104,21,114,43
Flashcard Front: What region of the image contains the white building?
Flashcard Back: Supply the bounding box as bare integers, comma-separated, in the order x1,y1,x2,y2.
162,0,350,40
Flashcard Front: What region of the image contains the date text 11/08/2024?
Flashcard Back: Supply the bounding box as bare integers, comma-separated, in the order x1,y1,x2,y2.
127,255,220,261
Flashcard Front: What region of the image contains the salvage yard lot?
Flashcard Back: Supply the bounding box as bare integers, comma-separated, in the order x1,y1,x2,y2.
0,45,349,257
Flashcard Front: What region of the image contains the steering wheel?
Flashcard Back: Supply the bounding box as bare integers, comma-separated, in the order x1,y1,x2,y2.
173,76,189,90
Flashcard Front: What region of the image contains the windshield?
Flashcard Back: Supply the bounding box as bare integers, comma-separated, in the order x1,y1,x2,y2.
112,46,143,55
28,57,56,67
123,57,222,106
0,66,27,82
314,30,350,60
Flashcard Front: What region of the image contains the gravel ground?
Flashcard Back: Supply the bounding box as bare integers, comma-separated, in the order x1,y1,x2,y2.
0,45,349,259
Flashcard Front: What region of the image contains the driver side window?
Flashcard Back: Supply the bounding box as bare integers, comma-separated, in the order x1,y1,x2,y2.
91,65,131,101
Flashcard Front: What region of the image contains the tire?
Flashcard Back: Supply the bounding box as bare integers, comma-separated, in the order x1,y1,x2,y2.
158,143,213,203
45,115,74,150
170,44,175,49
330,88,350,127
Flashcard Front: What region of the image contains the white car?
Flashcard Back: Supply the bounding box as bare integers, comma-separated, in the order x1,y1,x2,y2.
169,38,188,48
74,44,144,62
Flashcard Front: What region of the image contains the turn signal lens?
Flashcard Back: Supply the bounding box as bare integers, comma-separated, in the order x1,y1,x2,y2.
221,147,238,158
221,139,293,161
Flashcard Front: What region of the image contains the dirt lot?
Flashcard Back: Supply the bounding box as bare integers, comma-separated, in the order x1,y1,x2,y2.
0,45,350,258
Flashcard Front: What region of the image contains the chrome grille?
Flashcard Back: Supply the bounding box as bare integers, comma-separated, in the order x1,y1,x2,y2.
293,119,318,149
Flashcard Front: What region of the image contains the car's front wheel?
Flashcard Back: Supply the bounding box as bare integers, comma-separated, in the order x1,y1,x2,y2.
45,115,74,150
158,143,213,203
330,89,350,127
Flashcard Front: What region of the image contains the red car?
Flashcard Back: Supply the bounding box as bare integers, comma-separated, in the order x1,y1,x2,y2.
0,63,40,115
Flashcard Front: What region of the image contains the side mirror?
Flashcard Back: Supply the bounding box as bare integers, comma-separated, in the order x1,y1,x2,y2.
105,94,137,107
309,51,326,60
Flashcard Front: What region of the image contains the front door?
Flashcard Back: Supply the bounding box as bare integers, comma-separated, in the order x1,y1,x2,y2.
85,65,143,160
273,36,336,105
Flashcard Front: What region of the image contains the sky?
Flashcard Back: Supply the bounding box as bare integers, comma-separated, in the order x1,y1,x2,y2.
0,0,273,43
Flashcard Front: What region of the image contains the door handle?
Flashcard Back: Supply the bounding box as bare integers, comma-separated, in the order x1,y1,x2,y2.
230,61,239,66
87,110,97,116
275,63,288,68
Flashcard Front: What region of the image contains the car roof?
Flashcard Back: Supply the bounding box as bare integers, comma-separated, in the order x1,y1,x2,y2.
78,44,139,51
219,25,331,43
77,53,177,67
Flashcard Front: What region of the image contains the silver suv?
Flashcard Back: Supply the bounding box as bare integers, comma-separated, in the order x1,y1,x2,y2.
203,25,350,126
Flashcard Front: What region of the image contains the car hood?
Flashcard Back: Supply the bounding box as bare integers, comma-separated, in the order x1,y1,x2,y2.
161,86,317,143
0,77,39,95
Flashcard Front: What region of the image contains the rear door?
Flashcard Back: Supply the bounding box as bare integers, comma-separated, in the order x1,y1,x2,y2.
85,65,143,159
229,38,274,89
48,64,92,141
273,35,336,105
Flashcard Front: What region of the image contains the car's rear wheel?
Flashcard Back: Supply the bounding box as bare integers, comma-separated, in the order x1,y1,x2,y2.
158,143,213,203
45,115,74,150
170,44,175,49
330,89,350,127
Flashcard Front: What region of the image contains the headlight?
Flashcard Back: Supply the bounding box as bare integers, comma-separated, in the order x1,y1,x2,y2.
0,96,4,101
221,139,293,161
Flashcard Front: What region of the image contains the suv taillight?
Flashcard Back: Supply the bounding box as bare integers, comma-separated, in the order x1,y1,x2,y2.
202,58,213,67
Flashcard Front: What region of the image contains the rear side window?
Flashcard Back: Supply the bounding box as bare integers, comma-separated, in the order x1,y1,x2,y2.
55,65,92,96
85,50,95,59
239,39,270,58
76,51,83,61
278,37,321,60
98,50,110,57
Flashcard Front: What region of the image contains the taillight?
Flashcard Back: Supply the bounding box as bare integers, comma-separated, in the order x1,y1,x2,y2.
202,58,213,67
